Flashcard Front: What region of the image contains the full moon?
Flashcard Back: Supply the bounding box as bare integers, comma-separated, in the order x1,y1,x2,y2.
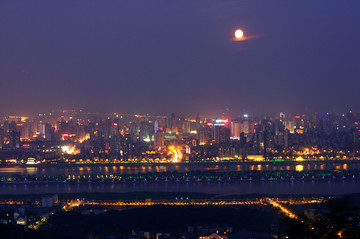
234,29,244,39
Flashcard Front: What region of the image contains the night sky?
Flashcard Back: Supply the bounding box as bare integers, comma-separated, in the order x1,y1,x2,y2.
1,0,359,116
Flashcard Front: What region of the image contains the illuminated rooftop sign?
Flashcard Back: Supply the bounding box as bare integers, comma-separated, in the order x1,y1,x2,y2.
215,119,228,123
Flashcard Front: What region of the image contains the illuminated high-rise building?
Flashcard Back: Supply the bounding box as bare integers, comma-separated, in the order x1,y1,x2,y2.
198,127,211,145
44,123,52,141
284,129,289,148
213,119,230,143
230,121,241,139
154,120,159,133
129,122,138,141
169,113,176,133
140,121,151,142
154,130,164,148
196,113,201,130
183,121,191,134
9,121,17,133
110,121,120,138
110,134,121,154
243,120,250,134
9,131,21,149
121,134,133,160
285,119,295,133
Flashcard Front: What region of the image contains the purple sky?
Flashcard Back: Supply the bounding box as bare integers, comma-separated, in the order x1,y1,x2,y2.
0,0,359,116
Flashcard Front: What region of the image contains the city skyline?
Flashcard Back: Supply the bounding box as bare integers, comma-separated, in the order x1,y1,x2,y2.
1,1,360,238
1,109,359,161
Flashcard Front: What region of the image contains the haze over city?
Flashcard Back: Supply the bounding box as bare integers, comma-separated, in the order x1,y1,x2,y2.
1,1,360,238
1,0,359,116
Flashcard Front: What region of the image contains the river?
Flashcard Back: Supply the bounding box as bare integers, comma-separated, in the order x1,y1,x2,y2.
1,161,360,195
0,161,358,177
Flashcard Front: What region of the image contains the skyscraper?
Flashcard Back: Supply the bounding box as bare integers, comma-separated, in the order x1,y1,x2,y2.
154,130,165,148
230,121,241,139
196,113,201,130
213,119,230,143
198,127,211,145
140,121,151,142
9,131,21,149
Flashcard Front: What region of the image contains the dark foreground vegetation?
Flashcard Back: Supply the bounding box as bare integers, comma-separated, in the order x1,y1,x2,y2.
46,205,277,237
282,195,360,238
1,194,360,238
0,205,279,239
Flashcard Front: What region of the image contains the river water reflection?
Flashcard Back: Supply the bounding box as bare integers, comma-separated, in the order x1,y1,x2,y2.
0,161,357,177
1,162,360,195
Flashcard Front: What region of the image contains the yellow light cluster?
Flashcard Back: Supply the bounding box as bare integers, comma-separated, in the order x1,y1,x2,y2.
268,200,297,219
